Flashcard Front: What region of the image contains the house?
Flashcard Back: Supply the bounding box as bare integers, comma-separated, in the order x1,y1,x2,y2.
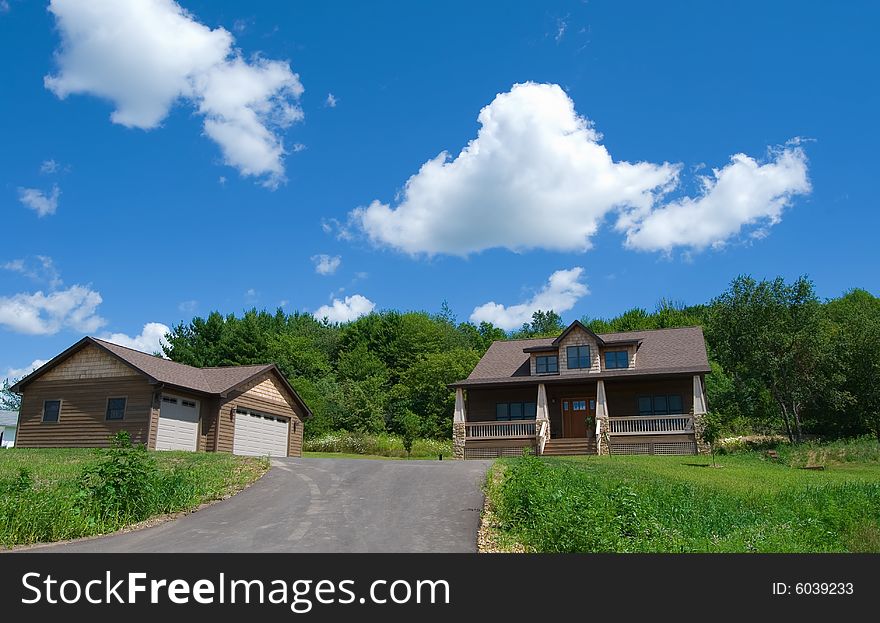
10,337,311,457
0,410,17,448
450,320,711,459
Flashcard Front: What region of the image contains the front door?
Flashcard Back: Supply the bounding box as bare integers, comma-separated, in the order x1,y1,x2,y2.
562,398,596,438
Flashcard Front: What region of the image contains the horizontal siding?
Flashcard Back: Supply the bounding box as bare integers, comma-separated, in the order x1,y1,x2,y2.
466,386,538,422
604,377,694,417
17,376,154,448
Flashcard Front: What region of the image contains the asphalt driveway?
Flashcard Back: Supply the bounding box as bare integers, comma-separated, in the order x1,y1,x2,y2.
30,457,492,553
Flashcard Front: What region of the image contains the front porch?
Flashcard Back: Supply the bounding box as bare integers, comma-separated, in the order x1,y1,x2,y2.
453,375,709,459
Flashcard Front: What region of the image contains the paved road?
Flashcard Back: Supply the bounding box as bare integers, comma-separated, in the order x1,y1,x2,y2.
31,458,491,553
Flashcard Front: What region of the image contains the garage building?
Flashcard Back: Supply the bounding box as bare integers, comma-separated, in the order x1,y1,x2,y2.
10,337,310,457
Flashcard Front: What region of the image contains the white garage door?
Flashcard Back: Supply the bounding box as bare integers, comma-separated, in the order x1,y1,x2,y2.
233,408,289,457
155,395,199,452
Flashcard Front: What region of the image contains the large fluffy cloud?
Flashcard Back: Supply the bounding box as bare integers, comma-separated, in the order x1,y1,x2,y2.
619,145,811,252
0,285,105,335
313,294,376,324
348,82,810,256
45,0,303,187
350,83,678,256
470,267,588,330
99,322,171,355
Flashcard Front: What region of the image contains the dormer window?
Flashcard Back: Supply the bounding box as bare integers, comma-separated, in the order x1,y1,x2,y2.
536,355,558,374
605,350,629,369
566,345,591,369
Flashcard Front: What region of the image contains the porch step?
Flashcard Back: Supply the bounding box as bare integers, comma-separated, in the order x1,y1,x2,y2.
542,438,597,456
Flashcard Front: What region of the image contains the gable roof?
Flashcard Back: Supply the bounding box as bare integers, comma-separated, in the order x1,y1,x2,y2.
548,319,606,347
452,325,711,387
10,337,312,417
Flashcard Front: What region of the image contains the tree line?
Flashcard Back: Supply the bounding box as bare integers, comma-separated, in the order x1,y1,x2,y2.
2,276,878,444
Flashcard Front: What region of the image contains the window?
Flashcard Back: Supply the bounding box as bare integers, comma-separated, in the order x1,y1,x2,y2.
638,394,684,416
181,400,196,408
604,350,629,369
535,355,558,374
106,397,127,420
566,345,591,369
495,402,537,421
42,399,61,422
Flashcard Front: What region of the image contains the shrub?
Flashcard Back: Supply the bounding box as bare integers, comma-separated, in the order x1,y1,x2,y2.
78,431,157,523
303,431,452,458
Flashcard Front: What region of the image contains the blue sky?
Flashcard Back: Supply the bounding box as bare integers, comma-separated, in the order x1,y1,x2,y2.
2,0,878,378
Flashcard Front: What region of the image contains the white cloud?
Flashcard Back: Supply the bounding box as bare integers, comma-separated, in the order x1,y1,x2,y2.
470,267,588,330
619,145,811,252
45,0,303,187
349,82,811,257
313,294,375,324
0,285,105,335
2,256,63,289
18,185,60,216
350,82,678,256
0,1,9,14
5,359,50,381
40,159,60,174
325,92,337,107
555,17,568,42
99,322,170,355
311,254,341,275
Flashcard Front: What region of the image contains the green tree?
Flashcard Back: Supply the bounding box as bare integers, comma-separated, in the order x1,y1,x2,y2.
825,289,880,442
399,348,483,438
1,378,21,411
707,275,832,443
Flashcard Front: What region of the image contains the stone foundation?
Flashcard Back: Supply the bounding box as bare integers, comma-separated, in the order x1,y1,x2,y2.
453,421,466,460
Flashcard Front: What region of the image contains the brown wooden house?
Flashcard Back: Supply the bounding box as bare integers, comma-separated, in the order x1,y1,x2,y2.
10,337,311,457
450,321,711,458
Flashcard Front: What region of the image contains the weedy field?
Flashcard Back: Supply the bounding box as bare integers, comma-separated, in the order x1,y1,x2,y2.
485,437,880,553
0,435,267,548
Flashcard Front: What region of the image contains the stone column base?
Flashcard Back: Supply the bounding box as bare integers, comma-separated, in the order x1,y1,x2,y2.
453,421,466,460
597,415,610,455
692,413,711,455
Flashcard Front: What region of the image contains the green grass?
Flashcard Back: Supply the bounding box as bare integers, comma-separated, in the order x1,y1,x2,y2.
0,447,268,548
485,443,880,553
303,431,452,459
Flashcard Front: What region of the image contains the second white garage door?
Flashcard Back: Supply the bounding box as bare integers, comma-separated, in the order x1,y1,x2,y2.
233,408,289,457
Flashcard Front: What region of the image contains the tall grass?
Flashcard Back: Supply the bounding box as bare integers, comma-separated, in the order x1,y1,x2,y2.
0,435,267,548
304,431,452,458
488,452,880,553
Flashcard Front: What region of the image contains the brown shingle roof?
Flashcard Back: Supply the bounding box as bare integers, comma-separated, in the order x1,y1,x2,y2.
452,325,710,388
93,338,274,394
10,337,313,417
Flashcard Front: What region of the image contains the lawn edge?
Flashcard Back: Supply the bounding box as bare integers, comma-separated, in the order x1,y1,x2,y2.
478,461,527,554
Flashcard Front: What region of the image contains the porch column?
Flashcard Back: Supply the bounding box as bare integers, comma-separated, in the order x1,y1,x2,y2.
536,383,550,454
595,379,610,455
452,387,466,459
692,375,710,455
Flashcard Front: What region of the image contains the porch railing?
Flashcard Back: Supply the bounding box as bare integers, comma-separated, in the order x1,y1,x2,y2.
465,420,537,440
608,414,693,436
